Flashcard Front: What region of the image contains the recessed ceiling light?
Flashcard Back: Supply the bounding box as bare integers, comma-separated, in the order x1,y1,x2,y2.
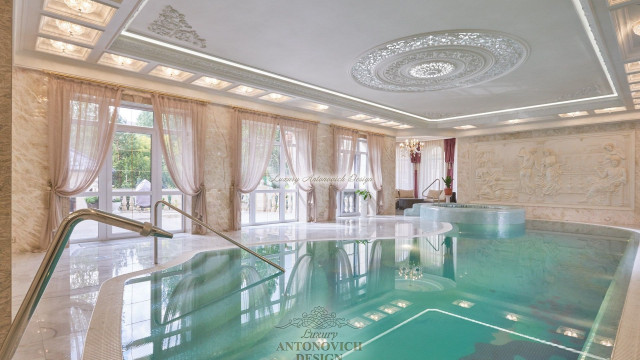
260,93,291,103
228,85,265,97
310,103,328,111
394,124,413,129
558,111,588,118
148,65,194,81
364,118,387,124
192,76,231,90
348,114,372,121
97,53,147,72
452,299,475,308
39,17,102,45
43,0,116,27
35,36,90,60
453,125,477,130
594,107,626,114
628,73,640,83
633,21,640,36
381,121,400,127
625,61,640,73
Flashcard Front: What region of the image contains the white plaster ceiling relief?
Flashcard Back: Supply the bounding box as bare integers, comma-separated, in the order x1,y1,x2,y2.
351,30,529,92
148,5,207,48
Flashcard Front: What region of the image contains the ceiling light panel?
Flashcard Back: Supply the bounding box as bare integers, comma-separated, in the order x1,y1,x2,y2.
192,76,232,90
609,0,630,5
594,107,626,114
558,111,588,118
630,83,640,92
38,16,102,46
628,73,640,83
348,114,372,121
634,98,640,104
453,125,477,130
394,124,414,129
625,61,640,73
259,93,292,103
228,85,265,97
632,91,640,98
364,118,387,124
35,36,90,60
98,53,147,72
381,121,401,127
43,0,116,27
148,65,194,81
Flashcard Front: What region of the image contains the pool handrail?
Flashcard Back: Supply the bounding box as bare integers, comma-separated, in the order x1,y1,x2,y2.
421,178,442,198
152,200,285,273
0,208,173,360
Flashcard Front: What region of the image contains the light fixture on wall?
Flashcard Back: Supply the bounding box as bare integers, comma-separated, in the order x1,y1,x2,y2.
63,0,97,14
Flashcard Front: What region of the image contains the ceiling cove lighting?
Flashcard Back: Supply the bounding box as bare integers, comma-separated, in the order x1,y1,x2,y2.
228,85,265,97
192,76,231,90
310,103,329,111
348,114,372,121
97,53,147,72
453,125,477,130
625,61,640,73
394,124,414,129
364,118,387,124
558,111,588,118
120,31,617,122
149,65,194,81
35,37,90,60
594,107,626,114
260,93,291,103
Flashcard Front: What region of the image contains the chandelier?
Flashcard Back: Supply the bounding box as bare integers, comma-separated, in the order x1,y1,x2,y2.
409,61,455,78
399,139,424,163
63,0,98,14
398,263,423,281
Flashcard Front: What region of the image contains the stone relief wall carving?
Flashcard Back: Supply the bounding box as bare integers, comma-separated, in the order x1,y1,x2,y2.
467,132,634,209
148,5,207,48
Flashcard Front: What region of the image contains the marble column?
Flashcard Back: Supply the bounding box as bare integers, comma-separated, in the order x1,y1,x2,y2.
0,0,12,343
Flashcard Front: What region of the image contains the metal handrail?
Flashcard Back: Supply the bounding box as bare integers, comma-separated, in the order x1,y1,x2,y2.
153,200,285,272
421,178,442,198
0,209,172,360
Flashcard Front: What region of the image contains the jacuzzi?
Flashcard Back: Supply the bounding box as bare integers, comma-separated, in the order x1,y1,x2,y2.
420,203,526,238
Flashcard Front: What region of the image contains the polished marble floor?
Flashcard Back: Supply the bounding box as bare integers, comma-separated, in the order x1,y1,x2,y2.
11,216,442,360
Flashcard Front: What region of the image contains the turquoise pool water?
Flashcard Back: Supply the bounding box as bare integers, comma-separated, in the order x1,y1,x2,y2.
121,225,637,360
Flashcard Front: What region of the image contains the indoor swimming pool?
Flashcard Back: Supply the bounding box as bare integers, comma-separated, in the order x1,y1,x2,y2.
86,220,638,360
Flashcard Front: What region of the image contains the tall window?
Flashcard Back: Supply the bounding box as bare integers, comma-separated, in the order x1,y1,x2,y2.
70,103,184,241
339,138,368,216
417,140,446,194
241,127,298,225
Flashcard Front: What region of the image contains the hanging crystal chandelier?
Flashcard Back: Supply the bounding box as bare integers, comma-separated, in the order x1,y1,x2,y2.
399,139,424,161
63,0,98,14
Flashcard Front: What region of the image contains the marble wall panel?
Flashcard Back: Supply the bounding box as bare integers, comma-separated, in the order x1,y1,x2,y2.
458,122,640,226
314,124,333,222
1,0,12,342
12,68,49,252
381,135,396,215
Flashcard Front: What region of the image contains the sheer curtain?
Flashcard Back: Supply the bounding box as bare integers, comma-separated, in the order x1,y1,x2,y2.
396,143,413,190
367,134,384,214
328,127,358,220
418,140,446,195
280,119,318,222
232,110,277,229
42,76,122,249
152,94,207,234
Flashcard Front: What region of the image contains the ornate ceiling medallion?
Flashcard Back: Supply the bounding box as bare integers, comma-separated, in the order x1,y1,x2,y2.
148,5,207,48
351,30,529,92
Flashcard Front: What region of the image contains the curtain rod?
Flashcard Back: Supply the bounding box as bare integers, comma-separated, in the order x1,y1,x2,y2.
329,123,390,138
44,71,211,104
232,106,320,125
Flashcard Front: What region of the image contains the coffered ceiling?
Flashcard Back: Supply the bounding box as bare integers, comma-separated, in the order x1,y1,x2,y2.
12,0,640,136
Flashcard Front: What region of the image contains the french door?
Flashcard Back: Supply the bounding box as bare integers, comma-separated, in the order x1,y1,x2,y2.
70,104,184,242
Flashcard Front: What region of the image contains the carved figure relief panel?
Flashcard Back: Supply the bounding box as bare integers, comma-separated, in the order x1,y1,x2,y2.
468,131,635,210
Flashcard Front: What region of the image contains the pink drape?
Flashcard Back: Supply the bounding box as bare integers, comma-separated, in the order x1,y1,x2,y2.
152,95,207,234
42,76,122,249
444,138,456,179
